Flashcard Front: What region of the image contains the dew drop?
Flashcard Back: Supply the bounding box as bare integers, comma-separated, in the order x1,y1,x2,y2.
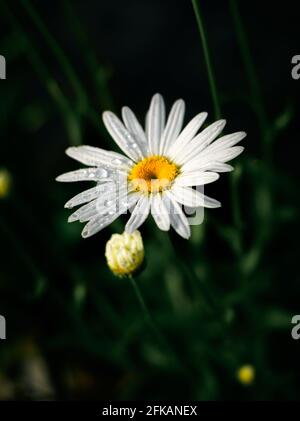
112,158,122,165
96,168,108,178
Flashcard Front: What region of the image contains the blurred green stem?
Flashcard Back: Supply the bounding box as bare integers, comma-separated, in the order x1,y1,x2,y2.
129,275,190,374
21,0,88,115
2,2,82,145
62,0,115,111
192,1,246,280
230,165,243,257
191,0,221,119
0,215,43,283
229,0,270,150
129,275,156,333
20,0,111,145
230,0,273,276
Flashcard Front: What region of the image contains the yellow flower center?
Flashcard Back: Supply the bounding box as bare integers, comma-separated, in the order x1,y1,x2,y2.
128,155,179,193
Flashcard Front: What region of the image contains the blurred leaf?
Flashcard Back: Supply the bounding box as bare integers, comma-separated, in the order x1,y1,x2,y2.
216,224,241,255
263,308,291,330
73,282,86,310
241,246,261,276
191,223,205,246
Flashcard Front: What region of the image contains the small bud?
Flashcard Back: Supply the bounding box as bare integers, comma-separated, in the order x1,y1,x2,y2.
105,230,144,277
237,365,255,385
0,169,11,199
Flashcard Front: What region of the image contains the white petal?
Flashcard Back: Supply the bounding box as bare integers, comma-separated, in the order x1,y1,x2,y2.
145,110,150,140
163,192,190,239
207,131,246,152
167,112,208,160
68,198,98,223
56,167,117,182
121,106,148,155
170,186,221,208
68,185,129,222
81,193,139,238
147,93,166,155
82,214,118,238
64,183,115,209
202,161,234,172
150,193,170,231
65,146,133,169
195,146,245,165
125,195,150,233
174,171,219,187
102,111,144,161
181,146,244,174
176,119,226,165
159,99,185,155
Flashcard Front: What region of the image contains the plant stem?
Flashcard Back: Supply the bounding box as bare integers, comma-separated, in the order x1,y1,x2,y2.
230,165,243,257
191,0,221,119
21,0,88,115
229,0,273,275
229,0,269,140
129,275,156,333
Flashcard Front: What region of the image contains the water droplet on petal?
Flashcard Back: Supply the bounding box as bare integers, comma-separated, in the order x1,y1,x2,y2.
112,158,122,165
96,168,108,178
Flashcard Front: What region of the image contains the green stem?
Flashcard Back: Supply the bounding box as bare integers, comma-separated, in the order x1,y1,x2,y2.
129,275,156,333
0,215,43,282
191,0,221,119
21,0,88,114
230,165,243,257
229,0,273,274
129,275,190,374
229,0,268,137
62,0,115,111
2,2,82,146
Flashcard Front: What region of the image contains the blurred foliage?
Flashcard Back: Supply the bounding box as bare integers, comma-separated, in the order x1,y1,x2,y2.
0,0,299,401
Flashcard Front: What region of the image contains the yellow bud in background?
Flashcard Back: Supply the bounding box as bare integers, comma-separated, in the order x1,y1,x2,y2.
237,365,255,385
105,230,144,277
0,169,11,199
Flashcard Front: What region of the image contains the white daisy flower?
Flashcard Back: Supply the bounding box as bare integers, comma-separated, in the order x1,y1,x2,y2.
56,93,245,239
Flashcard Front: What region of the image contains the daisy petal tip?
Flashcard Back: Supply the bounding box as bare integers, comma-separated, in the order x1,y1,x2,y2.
68,214,77,223
102,110,113,122
181,232,191,240
81,228,90,238
197,111,208,120
65,146,78,158
121,105,129,114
